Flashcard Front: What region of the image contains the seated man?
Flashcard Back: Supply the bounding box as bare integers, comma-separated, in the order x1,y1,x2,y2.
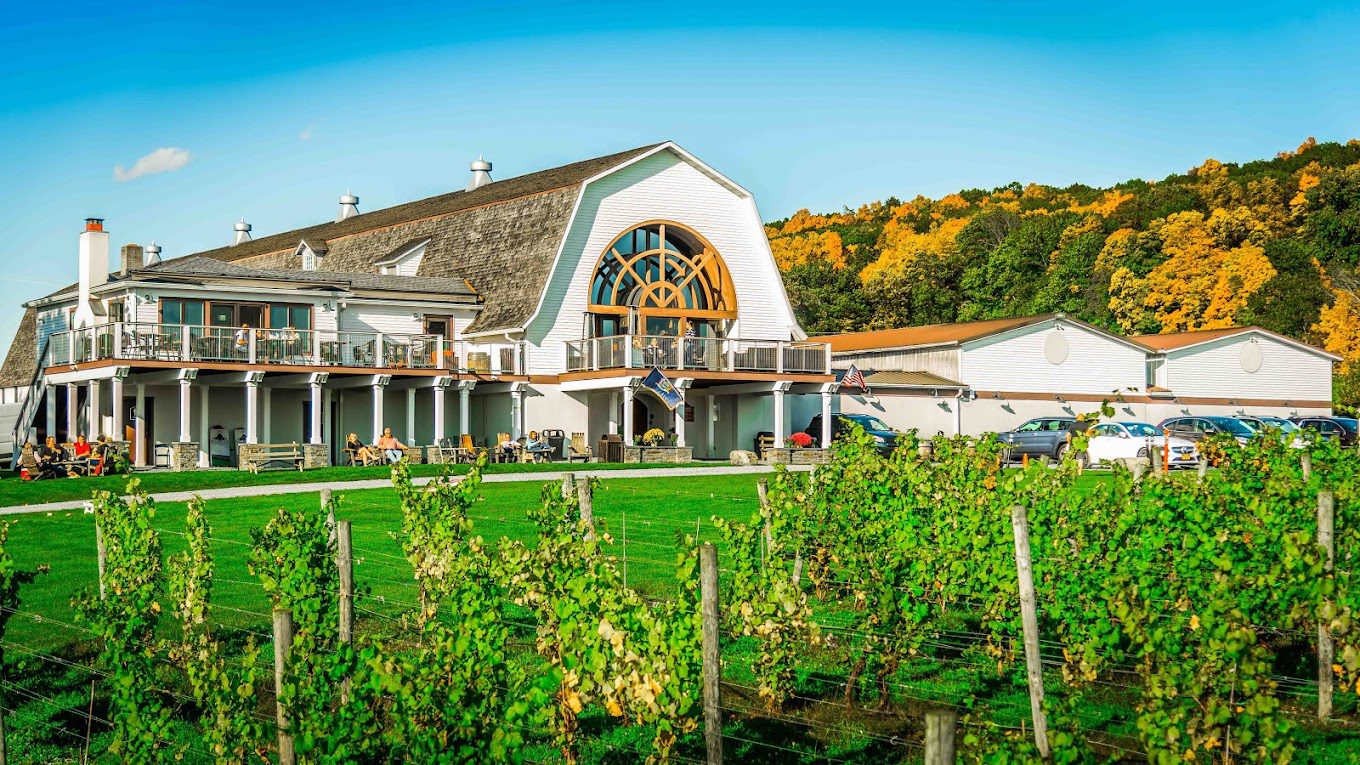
376,427,407,464
524,431,553,462
38,436,69,479
17,442,39,480
70,435,93,476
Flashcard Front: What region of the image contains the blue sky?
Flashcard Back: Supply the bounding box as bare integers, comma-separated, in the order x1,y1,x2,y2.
3,1,1359,342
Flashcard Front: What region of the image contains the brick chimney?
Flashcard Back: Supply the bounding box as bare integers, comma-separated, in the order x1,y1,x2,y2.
120,243,144,276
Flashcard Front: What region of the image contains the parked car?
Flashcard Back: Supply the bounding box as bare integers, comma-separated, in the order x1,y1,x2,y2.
1237,415,1305,448
1290,416,1360,446
804,413,901,454
1158,416,1256,446
997,417,1087,462
1085,422,1198,468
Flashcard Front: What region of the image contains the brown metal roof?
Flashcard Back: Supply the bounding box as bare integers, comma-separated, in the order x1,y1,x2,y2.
861,370,965,388
1131,327,1262,350
813,315,1055,353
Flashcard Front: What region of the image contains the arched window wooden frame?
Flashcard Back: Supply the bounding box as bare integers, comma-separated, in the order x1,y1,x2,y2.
588,221,737,320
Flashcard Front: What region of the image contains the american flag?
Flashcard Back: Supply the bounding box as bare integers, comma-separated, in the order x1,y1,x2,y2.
841,364,869,393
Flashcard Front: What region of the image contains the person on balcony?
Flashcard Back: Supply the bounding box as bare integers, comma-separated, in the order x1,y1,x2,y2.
376,427,408,464
38,436,70,479
234,324,251,352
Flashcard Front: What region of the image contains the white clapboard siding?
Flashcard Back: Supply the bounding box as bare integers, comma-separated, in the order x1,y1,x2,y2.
1163,333,1333,401
526,149,800,376
337,304,424,336
960,322,1146,395
834,347,961,380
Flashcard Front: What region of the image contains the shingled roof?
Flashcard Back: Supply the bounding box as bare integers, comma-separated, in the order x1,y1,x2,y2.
139,256,478,299
0,308,36,388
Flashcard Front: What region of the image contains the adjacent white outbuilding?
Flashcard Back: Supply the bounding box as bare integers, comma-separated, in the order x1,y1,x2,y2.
812,315,1338,437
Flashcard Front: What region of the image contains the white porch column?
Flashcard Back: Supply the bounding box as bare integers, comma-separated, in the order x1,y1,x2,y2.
707,395,717,457
244,374,261,444
65,383,77,440
87,379,101,440
371,379,387,443
199,386,210,467
134,384,146,467
322,388,333,447
820,387,834,448
953,390,965,436
261,388,272,444
673,379,692,448
110,376,124,443
309,382,324,444
178,376,193,442
608,391,619,435
772,384,788,445
622,384,635,443
458,381,473,438
44,385,57,439
406,388,417,445
510,384,524,440
432,379,447,442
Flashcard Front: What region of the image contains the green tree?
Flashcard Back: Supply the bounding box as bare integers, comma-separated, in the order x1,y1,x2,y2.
1243,238,1332,337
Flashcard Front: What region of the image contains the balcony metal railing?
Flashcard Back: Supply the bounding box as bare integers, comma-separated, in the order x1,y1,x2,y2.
564,334,830,375
42,322,527,375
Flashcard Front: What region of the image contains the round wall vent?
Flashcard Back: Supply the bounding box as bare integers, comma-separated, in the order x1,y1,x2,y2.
1240,341,1263,373
1043,332,1069,365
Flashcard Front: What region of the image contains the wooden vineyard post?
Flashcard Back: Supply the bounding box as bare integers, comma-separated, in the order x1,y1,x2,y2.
924,708,957,765
1010,505,1050,758
1151,446,1163,477
336,520,354,703
1197,456,1207,481
700,542,723,765
561,472,575,499
757,479,771,571
1302,452,1313,483
273,609,296,765
576,478,594,541
1319,490,1336,722
94,522,107,601
322,488,335,546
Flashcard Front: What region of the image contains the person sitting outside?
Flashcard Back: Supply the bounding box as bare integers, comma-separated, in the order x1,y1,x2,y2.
91,435,112,476
38,436,70,479
376,427,407,464
17,442,39,480
523,431,553,462
70,434,93,477
345,433,378,466
233,324,251,354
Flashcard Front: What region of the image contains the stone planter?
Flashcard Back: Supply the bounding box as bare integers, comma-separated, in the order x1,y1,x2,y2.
762,447,832,466
302,443,330,469
622,445,693,464
169,442,199,472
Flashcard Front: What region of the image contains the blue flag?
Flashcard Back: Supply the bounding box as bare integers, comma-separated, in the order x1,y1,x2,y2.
641,366,684,411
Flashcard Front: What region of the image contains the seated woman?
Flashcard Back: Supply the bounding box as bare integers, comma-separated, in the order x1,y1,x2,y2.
375,427,408,464
524,431,553,461
345,433,378,466
70,435,93,476
38,436,70,479
91,435,113,476
17,442,39,480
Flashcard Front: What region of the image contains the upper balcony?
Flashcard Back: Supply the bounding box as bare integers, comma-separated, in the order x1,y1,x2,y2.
564,334,830,375
43,322,527,376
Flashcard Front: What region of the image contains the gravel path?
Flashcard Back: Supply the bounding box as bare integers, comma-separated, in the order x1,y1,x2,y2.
0,464,810,517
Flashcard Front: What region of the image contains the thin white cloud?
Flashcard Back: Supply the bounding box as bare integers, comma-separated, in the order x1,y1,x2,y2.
113,147,192,182
299,125,313,141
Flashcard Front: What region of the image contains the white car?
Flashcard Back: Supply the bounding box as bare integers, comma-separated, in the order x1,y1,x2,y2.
1085,422,1198,468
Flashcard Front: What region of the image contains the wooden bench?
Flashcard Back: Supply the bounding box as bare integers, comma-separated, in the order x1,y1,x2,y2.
244,443,305,474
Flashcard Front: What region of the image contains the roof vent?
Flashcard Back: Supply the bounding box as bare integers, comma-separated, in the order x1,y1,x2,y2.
232,218,252,246
467,156,493,191
337,191,360,222
145,241,162,266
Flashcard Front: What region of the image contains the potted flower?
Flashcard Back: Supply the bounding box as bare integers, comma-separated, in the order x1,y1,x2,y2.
786,431,814,449
642,428,666,447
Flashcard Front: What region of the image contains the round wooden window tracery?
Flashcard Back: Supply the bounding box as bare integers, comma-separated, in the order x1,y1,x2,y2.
588,222,736,317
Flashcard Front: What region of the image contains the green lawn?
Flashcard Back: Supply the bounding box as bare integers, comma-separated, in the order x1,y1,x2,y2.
0,459,714,508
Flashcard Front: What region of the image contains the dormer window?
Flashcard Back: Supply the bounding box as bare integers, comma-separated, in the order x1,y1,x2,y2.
373,238,430,276
302,248,317,271
295,239,328,271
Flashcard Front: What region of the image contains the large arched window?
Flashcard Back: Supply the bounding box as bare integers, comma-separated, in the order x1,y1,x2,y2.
588,222,736,317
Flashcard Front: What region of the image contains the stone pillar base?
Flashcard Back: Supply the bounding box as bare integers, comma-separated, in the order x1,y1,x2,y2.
169,442,200,472
302,443,330,469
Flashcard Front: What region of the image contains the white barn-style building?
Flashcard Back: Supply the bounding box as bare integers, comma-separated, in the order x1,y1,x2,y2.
0,143,836,467
814,315,1339,436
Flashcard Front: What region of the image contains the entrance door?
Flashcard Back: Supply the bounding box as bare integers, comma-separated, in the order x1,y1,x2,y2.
632,399,649,441
122,396,153,464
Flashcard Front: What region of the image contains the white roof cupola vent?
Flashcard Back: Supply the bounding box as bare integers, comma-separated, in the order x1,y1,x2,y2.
337,191,360,222
467,156,493,191
145,241,163,266
232,218,252,246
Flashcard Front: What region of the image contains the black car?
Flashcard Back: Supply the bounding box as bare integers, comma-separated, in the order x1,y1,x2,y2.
1290,416,1360,446
996,417,1087,461
805,413,901,454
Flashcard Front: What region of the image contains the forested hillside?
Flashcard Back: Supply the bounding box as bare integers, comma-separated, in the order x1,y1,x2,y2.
766,137,1360,409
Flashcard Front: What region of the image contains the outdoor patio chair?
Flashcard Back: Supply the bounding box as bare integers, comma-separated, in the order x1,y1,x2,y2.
568,432,593,463
432,437,463,463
